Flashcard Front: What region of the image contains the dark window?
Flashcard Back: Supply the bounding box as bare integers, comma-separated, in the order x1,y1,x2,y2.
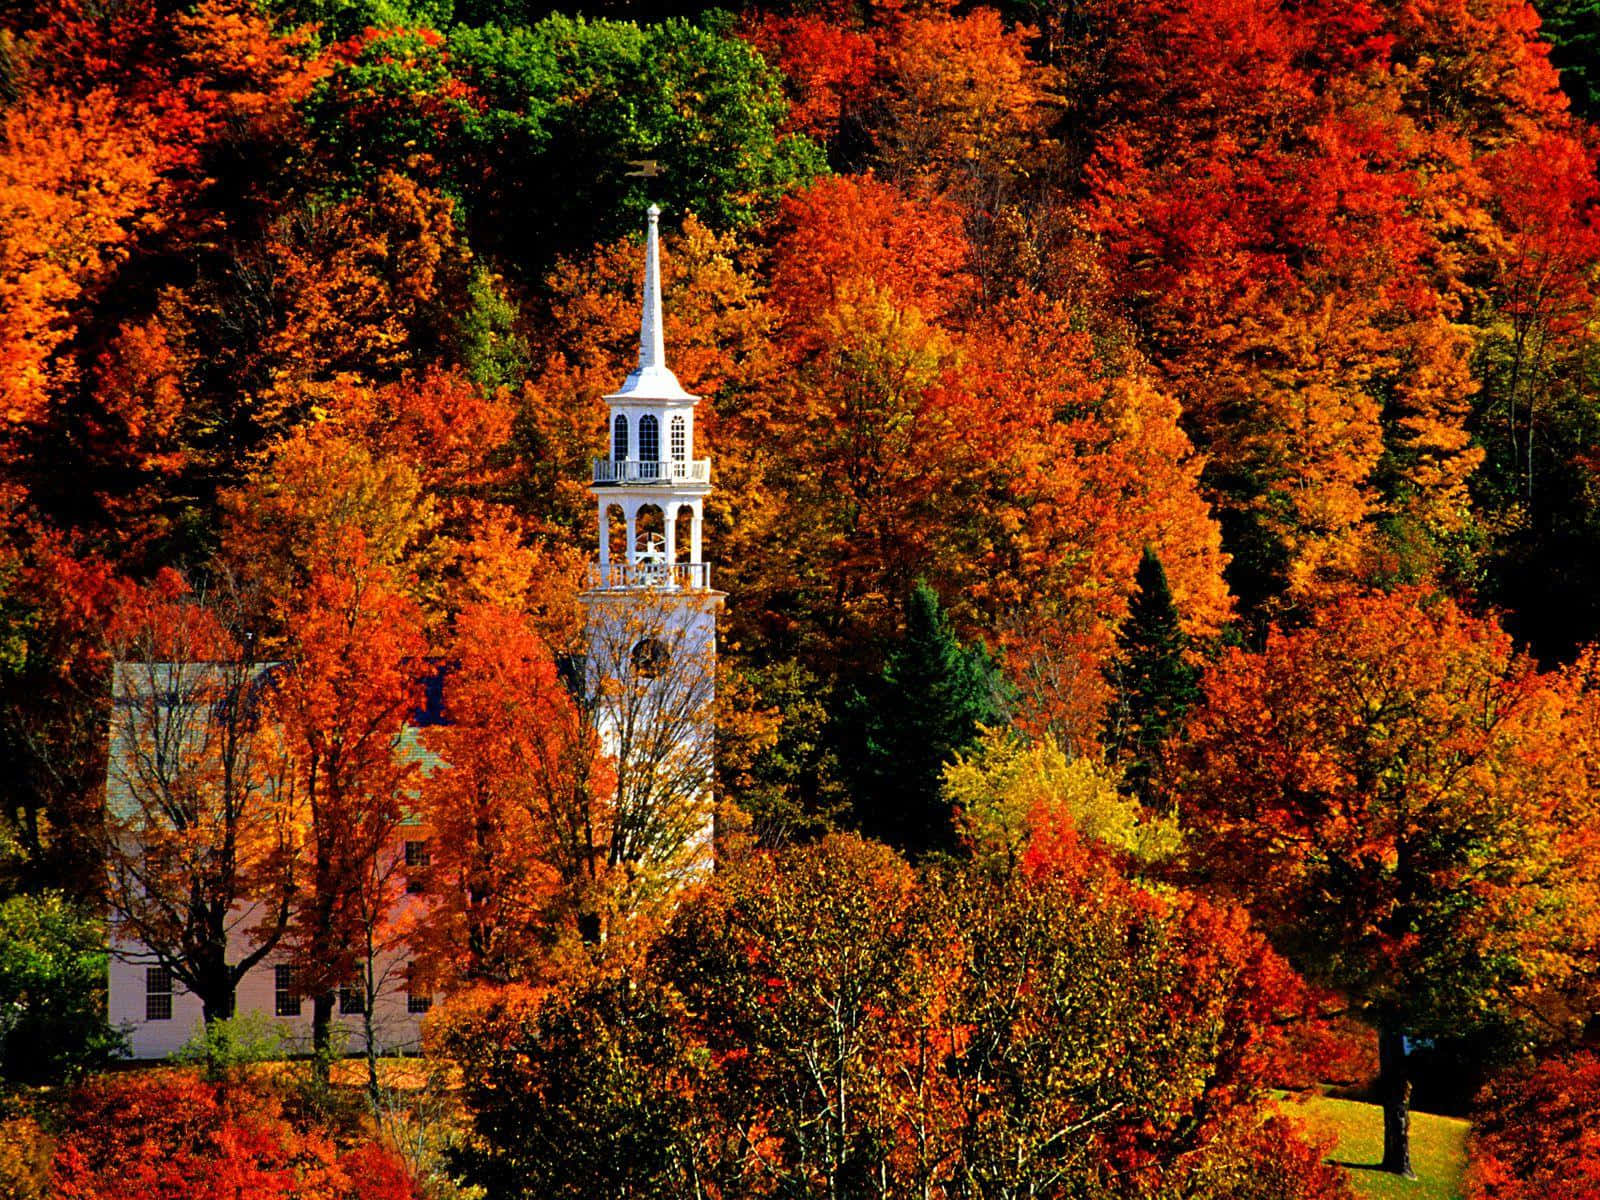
670,415,687,462
638,414,659,463
631,637,669,679
340,984,366,1015
407,989,433,1015
612,414,628,461
405,840,429,894
274,964,301,1017
146,966,173,1021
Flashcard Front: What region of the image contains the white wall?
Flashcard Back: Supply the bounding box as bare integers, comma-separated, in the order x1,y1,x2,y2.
110,918,435,1061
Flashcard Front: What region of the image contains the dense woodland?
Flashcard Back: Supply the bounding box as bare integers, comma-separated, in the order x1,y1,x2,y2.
3,0,1600,1196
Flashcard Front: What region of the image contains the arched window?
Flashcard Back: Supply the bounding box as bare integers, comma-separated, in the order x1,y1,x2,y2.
638,414,660,464
612,414,628,461
670,414,687,462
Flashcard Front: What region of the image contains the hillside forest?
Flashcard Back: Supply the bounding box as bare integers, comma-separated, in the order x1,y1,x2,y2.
4,0,1600,1197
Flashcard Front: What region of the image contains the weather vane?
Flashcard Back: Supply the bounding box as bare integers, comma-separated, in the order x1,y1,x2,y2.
625,159,663,179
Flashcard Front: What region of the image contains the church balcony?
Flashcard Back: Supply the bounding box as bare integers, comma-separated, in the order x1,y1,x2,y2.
592,458,710,486
587,562,712,591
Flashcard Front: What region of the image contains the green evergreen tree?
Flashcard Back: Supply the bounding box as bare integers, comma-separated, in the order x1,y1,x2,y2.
1112,548,1200,801
848,581,1008,857
1539,0,1600,121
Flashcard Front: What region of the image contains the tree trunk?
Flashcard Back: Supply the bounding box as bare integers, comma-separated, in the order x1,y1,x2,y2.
1378,1028,1416,1178
197,947,236,1028
312,990,335,1085
199,983,236,1027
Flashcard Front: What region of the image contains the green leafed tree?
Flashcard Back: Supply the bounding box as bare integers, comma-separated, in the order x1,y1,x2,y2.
444,14,824,275
0,893,124,1084
1537,0,1600,120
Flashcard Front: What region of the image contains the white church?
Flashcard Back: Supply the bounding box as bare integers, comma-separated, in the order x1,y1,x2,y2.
107,207,721,1058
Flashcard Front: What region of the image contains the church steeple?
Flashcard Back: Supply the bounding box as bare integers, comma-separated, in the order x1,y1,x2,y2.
588,205,712,590
609,205,695,404
580,202,722,885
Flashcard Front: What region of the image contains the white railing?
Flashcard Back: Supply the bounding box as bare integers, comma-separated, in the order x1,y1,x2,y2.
588,562,712,591
592,458,710,486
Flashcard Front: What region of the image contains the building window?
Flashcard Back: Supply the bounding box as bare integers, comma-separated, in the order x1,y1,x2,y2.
407,988,433,1015
274,964,301,1017
145,966,173,1021
638,414,659,463
405,839,429,895
339,984,366,1015
612,414,628,461
670,414,686,462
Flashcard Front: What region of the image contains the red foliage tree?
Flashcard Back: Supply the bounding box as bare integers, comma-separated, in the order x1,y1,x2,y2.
1467,1050,1600,1200
272,534,427,1072
49,1069,419,1200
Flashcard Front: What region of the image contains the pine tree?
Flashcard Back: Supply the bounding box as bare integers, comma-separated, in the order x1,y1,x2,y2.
848,581,1008,856
1540,0,1600,121
1112,548,1200,801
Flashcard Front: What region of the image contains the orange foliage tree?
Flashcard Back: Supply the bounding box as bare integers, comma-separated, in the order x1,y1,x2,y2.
1175,587,1600,1175
415,603,589,985
271,535,426,1072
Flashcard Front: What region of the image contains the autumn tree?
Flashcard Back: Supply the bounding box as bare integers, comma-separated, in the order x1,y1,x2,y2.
446,834,1351,1199
1175,587,1600,1176
0,513,118,895
103,570,297,1030
577,588,719,941
943,726,1178,872
1470,130,1600,654
272,536,426,1073
415,602,584,985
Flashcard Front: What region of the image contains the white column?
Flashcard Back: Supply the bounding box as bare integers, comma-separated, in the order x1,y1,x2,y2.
690,502,703,564
624,504,638,565
598,500,610,567
664,501,678,568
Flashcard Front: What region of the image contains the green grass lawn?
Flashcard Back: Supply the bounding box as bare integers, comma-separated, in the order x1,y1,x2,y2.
1279,1095,1471,1200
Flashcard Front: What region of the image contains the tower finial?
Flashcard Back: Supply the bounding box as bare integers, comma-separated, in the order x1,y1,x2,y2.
641,205,666,372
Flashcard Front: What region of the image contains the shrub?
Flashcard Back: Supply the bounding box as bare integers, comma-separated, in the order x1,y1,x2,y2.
0,892,124,1084
49,1069,422,1200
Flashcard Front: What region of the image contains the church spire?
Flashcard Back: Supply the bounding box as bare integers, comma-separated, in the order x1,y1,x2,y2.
640,204,666,372
608,205,695,402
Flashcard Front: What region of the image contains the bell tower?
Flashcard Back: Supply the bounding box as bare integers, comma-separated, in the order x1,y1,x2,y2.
582,205,720,876
590,205,711,583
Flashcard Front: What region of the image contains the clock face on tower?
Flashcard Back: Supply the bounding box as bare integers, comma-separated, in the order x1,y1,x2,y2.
631,636,670,679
